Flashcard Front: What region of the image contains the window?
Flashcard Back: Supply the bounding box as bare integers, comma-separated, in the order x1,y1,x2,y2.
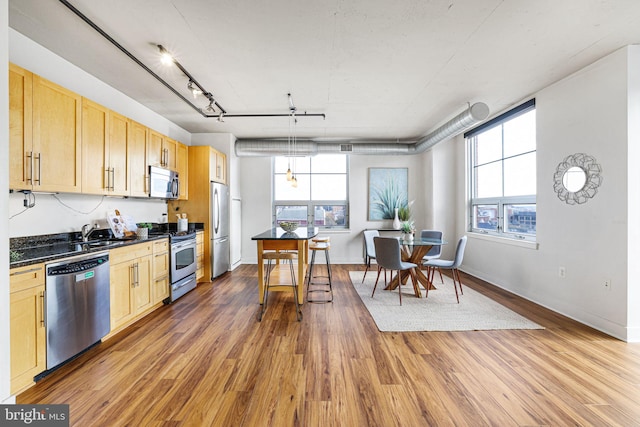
466,99,536,240
273,154,349,229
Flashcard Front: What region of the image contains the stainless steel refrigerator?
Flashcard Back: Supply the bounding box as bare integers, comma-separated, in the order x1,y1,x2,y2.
211,182,230,279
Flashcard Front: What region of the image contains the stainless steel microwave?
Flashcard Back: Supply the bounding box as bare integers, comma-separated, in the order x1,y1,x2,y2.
149,166,179,199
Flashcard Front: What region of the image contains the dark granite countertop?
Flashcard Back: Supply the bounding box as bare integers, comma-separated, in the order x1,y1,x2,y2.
10,231,169,269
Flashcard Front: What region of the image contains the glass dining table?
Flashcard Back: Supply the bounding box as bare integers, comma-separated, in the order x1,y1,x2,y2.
383,236,447,298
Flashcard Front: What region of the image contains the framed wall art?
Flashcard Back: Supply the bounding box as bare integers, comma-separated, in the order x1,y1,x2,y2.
368,167,408,220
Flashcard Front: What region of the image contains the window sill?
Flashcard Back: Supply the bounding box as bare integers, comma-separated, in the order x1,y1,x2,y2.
467,232,538,250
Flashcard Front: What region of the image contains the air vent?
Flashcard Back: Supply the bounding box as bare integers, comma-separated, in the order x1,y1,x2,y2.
340,144,353,152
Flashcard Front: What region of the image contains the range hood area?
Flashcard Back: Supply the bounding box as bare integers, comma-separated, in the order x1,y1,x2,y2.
234,102,490,157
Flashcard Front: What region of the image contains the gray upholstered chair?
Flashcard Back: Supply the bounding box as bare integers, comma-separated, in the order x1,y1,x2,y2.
423,236,467,303
372,237,417,305
420,229,443,284
362,230,380,283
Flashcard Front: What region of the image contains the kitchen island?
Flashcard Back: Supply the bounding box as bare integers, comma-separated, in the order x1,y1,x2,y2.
252,226,318,305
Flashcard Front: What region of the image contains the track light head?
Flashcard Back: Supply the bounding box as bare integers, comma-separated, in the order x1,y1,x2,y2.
157,44,174,66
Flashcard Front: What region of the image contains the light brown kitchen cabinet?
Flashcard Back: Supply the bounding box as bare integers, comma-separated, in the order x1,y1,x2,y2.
32,74,82,193
128,119,149,197
177,142,189,200
10,64,82,193
212,149,227,184
196,230,204,282
9,263,46,395
109,243,153,332
81,100,130,196
163,137,178,170
152,239,170,304
148,130,178,170
9,63,34,191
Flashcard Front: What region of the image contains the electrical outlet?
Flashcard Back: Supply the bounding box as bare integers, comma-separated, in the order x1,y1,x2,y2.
559,267,566,278
604,280,611,291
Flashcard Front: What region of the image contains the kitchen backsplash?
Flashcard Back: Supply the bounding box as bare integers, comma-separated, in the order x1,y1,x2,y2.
8,192,168,238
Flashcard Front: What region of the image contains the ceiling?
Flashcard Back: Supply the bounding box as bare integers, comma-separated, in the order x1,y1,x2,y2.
8,0,640,141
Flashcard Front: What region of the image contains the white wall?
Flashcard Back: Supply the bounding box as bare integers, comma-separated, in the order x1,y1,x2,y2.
8,194,167,238
1,0,13,405
626,46,640,341
458,47,637,341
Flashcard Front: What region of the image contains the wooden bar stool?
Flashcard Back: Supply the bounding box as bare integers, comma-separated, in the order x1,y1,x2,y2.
306,236,333,303
258,251,302,321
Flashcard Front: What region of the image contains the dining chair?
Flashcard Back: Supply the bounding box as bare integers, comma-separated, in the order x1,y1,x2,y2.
372,237,417,305
362,230,380,283
420,229,443,284
423,236,467,303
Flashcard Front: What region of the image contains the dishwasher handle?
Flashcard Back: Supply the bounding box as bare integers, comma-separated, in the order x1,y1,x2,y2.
47,254,109,276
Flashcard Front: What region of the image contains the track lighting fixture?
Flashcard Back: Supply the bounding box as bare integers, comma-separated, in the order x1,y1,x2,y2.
217,112,225,123
187,80,202,98
159,45,174,66
204,98,216,114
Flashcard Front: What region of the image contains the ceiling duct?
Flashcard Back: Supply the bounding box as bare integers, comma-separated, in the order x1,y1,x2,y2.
235,102,490,157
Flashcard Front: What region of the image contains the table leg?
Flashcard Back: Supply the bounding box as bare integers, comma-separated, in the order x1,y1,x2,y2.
297,240,306,305
257,240,265,304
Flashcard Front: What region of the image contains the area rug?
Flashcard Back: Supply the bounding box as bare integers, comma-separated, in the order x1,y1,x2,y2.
349,271,543,332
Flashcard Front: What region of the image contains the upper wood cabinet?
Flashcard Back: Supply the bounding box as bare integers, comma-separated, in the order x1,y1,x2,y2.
108,111,130,196
10,64,82,193
32,74,82,193
211,149,227,184
148,131,178,170
177,142,188,200
128,120,149,197
81,100,130,196
163,137,178,170
9,63,190,199
9,64,33,191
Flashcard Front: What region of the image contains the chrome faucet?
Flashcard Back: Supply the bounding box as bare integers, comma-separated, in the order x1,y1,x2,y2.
81,223,97,242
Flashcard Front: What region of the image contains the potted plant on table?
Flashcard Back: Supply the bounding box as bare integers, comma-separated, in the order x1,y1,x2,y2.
400,221,415,242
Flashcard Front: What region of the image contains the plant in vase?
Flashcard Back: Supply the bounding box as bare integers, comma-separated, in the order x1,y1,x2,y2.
400,221,415,242
136,222,152,239
397,204,412,222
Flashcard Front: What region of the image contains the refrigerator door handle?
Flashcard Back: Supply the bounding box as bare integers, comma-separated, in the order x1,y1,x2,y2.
214,188,220,234
218,238,229,243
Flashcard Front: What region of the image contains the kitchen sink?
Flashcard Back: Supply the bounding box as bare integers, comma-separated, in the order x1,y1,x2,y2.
72,240,126,251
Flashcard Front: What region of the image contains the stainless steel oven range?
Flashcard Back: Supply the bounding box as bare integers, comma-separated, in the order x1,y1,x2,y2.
168,231,197,302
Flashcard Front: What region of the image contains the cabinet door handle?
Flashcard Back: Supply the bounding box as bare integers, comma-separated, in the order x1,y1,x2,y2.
130,264,135,287
40,291,45,327
135,262,140,287
26,151,33,184
34,153,41,185
104,167,110,191
110,168,115,191
10,266,42,277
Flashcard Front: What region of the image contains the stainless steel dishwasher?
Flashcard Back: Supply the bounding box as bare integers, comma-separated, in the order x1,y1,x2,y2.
45,252,111,370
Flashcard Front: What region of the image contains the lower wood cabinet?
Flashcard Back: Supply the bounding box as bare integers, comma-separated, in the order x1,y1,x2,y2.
196,231,204,282
9,263,46,395
109,242,153,332
152,238,170,303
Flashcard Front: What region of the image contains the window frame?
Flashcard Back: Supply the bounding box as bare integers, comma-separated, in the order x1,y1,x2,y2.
273,155,350,230
465,99,536,241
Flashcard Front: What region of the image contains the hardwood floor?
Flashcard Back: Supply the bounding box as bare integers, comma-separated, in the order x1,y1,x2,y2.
18,265,640,426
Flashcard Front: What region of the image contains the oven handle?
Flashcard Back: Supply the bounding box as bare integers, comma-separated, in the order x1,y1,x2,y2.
172,240,196,251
